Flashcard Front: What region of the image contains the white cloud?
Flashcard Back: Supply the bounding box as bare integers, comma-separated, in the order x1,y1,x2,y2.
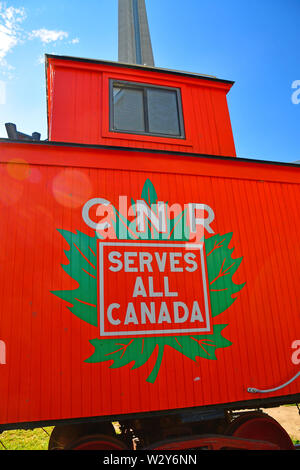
0,79,6,104
0,3,26,63
0,3,79,75
37,54,44,65
29,28,68,44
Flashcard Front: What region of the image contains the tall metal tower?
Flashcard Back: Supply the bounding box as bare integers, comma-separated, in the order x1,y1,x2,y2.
118,0,155,67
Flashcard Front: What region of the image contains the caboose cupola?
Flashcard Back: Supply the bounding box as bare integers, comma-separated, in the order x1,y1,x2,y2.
46,0,236,157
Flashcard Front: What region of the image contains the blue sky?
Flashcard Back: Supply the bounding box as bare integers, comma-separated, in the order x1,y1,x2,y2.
0,0,299,162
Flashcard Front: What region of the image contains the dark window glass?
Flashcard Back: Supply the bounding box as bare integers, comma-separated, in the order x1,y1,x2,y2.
147,88,180,136
113,87,145,132
111,81,184,138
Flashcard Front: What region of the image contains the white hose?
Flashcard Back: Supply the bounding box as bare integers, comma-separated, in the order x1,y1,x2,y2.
247,371,300,394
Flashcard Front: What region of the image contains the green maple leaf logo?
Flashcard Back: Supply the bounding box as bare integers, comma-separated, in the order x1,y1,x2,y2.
52,179,245,383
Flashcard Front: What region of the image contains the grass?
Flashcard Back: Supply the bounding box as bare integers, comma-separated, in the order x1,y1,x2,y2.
0,427,53,450
0,422,121,450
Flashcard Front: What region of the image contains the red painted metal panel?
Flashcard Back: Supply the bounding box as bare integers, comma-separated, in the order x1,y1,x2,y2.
46,57,236,157
0,142,299,428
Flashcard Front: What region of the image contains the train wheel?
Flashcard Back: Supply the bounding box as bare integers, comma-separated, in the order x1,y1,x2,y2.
65,434,128,450
225,411,294,450
48,422,119,450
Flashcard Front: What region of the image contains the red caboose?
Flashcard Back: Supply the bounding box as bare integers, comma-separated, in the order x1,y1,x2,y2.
0,1,299,451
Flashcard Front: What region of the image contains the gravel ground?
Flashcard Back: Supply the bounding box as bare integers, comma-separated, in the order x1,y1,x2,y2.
263,405,300,442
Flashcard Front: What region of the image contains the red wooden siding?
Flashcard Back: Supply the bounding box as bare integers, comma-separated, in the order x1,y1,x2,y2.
0,141,298,428
46,56,236,157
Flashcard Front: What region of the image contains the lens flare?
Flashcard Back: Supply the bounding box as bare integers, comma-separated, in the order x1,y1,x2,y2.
52,169,92,208
6,158,30,181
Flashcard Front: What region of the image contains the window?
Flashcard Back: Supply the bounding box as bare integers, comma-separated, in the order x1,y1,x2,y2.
110,81,185,138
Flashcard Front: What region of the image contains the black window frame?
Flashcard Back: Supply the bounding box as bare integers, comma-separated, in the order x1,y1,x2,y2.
109,80,185,139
